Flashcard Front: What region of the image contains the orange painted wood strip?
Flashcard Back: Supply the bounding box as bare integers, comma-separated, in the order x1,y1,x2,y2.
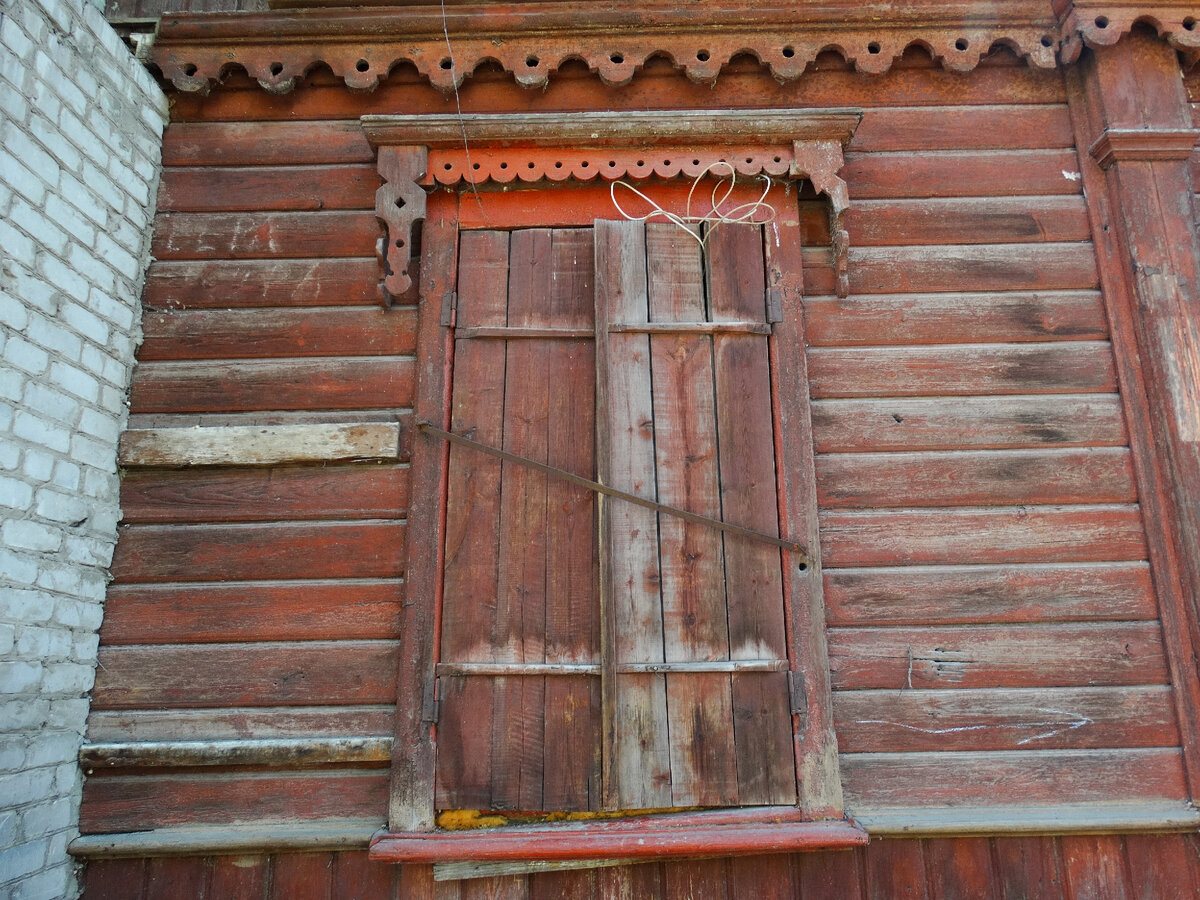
827,623,1168,690
99,580,403,645
110,521,406,583
130,358,415,414
90,641,400,709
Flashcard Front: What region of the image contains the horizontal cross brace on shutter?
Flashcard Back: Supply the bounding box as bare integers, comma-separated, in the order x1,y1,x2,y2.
457,321,771,340
436,660,790,677
416,421,806,557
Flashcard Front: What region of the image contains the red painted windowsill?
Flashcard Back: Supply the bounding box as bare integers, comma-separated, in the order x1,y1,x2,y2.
369,808,868,863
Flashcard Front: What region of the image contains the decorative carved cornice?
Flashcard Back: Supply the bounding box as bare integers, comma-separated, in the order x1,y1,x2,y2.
368,109,861,302
1089,127,1200,168
1059,2,1200,63
150,1,1061,95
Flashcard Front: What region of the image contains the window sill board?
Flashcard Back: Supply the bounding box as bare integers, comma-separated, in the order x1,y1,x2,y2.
369,808,868,864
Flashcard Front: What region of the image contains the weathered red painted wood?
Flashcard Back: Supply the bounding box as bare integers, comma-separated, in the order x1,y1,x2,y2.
850,105,1075,151
795,846,865,898
91,641,400,708
834,686,1180,753
826,244,1099,296
143,258,394,310
268,852,333,900
138,307,416,360
597,861,664,899
1060,835,1133,900
85,706,394,743
842,196,1090,246
158,165,379,212
83,857,147,899
993,836,1065,900
161,121,375,166
332,849,398,899
807,342,1117,398
110,521,405,583
816,447,1136,508
925,838,998,900
803,291,1107,346
120,466,407,523
820,505,1147,567
841,749,1187,808
143,856,210,900
664,858,728,900
726,855,796,900
529,868,597,900
130,358,414,414
828,623,1168,690
842,149,1083,199
80,770,388,832
824,562,1157,626
811,395,1128,453
100,580,402,644
152,212,378,261
209,855,268,900
864,839,930,900
1122,833,1200,900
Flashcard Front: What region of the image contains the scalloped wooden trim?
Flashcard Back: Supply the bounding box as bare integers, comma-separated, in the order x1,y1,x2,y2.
150,2,1061,96
368,109,860,298
1060,3,1200,63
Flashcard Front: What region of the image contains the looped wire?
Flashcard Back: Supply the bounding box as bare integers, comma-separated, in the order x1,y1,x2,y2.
609,160,777,249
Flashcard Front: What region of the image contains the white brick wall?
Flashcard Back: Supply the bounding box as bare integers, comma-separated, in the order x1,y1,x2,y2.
0,0,166,896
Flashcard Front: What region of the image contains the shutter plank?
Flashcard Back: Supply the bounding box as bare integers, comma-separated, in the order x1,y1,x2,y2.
708,223,796,805
543,229,601,811
595,219,671,810
436,230,510,810
646,223,738,807
492,229,553,811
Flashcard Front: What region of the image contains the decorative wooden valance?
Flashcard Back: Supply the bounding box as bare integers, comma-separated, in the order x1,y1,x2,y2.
362,108,862,301
149,0,1063,95
1060,2,1200,64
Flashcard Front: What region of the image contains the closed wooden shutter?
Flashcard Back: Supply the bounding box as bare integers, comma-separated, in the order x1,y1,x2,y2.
435,220,798,814
596,220,795,810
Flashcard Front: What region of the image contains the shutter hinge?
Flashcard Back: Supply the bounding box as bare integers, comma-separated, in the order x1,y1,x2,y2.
787,670,808,724
440,291,457,327
766,287,784,324
421,675,440,725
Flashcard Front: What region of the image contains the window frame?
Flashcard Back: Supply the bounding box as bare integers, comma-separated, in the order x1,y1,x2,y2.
364,109,867,863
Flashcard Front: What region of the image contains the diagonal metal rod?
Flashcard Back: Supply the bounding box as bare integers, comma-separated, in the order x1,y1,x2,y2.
417,421,807,557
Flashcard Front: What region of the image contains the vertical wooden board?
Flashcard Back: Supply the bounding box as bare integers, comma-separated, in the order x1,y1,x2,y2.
398,864,462,900
543,228,601,811
645,222,736,807
461,875,530,900
865,840,930,900
1122,833,1200,900
332,849,398,900
530,868,598,900
491,229,554,811
663,858,729,900
1061,836,1133,900
994,836,1065,900
441,229,511,663
144,856,209,900
209,855,269,899
924,838,997,900
595,219,670,810
83,858,147,900
436,675,494,809
709,222,795,806
598,863,663,900
726,854,797,900
269,853,333,900
795,847,865,899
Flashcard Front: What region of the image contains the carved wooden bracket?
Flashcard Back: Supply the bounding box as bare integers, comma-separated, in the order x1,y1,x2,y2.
1089,127,1200,169
1060,3,1200,65
375,146,428,303
365,109,862,300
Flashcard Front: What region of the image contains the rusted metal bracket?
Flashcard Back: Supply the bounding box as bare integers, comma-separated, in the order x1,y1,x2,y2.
417,421,806,556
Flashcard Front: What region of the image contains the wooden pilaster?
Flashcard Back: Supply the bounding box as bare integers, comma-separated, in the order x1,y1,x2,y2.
1066,29,1200,800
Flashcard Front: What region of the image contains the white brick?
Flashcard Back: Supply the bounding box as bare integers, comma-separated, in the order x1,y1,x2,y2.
13,863,72,900
33,489,88,526
0,369,27,402
4,336,50,376
71,631,99,662
0,220,36,264
69,432,113,471
81,159,123,211
44,698,87,731
0,151,47,206
0,475,36,511
19,796,73,836
57,171,109,228
0,289,31,330
21,449,55,483
22,382,79,426
41,664,93,695
11,266,59,316
9,200,67,256
0,550,38,586
50,359,101,404
0,742,24,773
0,79,30,124
0,589,53,623
66,243,116,293
77,407,116,442
28,111,82,173
0,13,35,59
88,287,135,331
94,231,140,279
52,75,89,121
13,411,70,454
0,624,15,655
3,129,60,189
50,459,79,492
2,519,62,553
0,837,47,883
43,195,96,248
0,661,43,694
64,533,112,567
34,564,83,597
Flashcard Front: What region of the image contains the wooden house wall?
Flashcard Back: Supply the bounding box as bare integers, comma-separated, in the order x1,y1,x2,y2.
81,42,1190,860
83,835,1200,899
